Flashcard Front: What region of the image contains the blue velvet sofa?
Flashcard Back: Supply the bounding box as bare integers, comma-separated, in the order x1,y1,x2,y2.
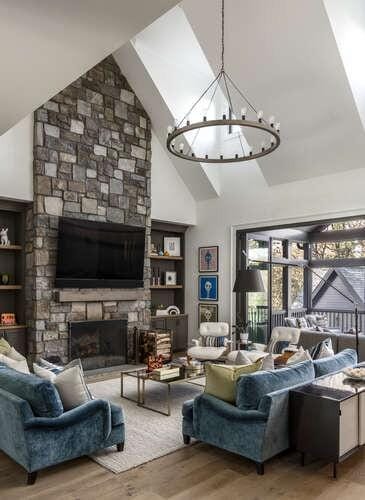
0,364,125,485
182,349,357,474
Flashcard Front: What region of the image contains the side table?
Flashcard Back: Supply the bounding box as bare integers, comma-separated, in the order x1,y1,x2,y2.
290,371,365,478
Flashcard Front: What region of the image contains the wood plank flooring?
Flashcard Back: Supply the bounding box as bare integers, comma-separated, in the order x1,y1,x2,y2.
1,444,365,499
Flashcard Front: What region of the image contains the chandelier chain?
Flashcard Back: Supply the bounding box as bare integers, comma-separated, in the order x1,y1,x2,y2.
221,0,225,71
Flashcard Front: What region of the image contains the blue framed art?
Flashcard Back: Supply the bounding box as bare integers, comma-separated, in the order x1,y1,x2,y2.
198,275,218,301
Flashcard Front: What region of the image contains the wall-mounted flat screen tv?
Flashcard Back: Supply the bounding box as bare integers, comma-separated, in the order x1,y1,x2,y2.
55,217,146,288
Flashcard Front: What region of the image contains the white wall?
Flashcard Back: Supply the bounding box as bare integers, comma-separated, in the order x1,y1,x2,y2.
151,131,197,225
185,164,365,339
0,115,33,201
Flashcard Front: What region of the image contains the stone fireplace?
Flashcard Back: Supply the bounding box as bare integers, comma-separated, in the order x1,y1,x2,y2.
25,55,152,363
69,319,128,370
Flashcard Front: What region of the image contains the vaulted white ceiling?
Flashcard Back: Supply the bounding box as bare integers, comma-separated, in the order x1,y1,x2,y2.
0,0,179,135
116,0,365,193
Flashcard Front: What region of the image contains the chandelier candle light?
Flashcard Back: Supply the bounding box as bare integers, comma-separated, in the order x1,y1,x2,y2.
166,0,280,163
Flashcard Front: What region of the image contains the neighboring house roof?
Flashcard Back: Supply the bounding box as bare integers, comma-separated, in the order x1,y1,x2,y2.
312,268,365,310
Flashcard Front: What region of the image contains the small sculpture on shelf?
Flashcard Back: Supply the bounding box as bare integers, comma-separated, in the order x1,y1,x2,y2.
1,313,16,326
1,273,9,285
0,228,10,246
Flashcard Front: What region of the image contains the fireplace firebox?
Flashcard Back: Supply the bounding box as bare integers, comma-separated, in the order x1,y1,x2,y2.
69,319,128,371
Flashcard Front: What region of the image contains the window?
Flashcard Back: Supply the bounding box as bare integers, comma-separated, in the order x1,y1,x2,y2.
272,265,283,310
290,241,304,260
272,240,284,258
312,240,365,259
248,238,268,262
290,267,304,309
323,220,365,231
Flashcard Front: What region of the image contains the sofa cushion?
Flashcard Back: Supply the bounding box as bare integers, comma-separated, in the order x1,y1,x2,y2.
313,348,357,377
309,337,334,359
0,364,63,417
205,360,262,404
236,359,315,411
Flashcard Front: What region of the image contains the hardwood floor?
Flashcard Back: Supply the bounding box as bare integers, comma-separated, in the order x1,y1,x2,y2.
1,444,365,500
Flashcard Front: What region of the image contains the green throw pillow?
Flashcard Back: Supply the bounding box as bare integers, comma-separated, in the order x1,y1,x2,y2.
205,359,262,404
0,337,11,355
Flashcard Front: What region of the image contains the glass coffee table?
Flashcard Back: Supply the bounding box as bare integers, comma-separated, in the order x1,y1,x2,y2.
120,367,205,416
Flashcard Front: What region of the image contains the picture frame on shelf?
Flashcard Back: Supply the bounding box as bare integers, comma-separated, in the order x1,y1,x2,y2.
199,246,219,272
198,303,218,325
198,275,218,301
163,237,181,257
165,271,177,286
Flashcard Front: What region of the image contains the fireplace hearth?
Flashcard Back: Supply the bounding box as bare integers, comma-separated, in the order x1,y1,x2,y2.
69,319,128,370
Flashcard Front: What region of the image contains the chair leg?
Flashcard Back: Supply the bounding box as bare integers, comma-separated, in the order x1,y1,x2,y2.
27,472,37,485
117,442,124,452
255,462,265,475
183,434,191,445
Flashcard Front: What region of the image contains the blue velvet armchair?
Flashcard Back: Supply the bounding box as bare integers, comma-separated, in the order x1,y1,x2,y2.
182,349,358,474
0,364,124,484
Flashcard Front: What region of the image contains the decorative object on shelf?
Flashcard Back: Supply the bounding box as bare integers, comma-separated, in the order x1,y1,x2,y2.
158,248,164,256
198,303,218,325
1,273,9,285
151,242,158,256
1,313,16,326
166,305,180,316
0,228,10,246
165,0,280,164
199,246,219,272
199,275,218,301
156,305,181,317
165,271,177,286
163,237,181,257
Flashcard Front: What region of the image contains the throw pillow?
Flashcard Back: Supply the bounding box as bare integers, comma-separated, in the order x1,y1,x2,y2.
33,359,92,410
205,359,262,404
310,338,334,359
54,365,91,410
284,317,297,328
0,353,30,374
234,350,252,366
315,315,328,328
0,337,11,355
296,317,308,329
261,353,274,371
305,314,317,327
204,336,226,347
286,346,312,365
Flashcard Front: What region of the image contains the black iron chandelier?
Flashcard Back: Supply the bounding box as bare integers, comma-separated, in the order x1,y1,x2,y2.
166,0,280,163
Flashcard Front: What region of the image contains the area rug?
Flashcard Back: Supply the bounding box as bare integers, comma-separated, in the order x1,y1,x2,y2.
89,376,204,473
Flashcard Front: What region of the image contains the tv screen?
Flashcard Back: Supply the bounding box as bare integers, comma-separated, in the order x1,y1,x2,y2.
55,217,146,288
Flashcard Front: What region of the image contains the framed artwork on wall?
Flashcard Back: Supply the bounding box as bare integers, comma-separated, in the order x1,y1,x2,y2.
163,237,181,257
199,246,219,272
198,275,218,301
199,303,218,325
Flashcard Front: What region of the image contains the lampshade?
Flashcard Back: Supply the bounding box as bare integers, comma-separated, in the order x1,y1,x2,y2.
233,269,265,293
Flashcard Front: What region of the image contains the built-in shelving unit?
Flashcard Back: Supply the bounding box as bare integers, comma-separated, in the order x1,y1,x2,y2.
150,220,189,352
0,200,28,355
0,245,23,251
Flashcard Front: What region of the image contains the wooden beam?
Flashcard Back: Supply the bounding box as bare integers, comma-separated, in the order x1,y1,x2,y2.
310,258,365,268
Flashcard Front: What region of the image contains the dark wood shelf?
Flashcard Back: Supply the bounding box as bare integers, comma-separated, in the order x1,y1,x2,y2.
150,285,183,290
0,285,22,290
150,255,183,261
0,324,26,330
0,245,22,251
151,314,188,320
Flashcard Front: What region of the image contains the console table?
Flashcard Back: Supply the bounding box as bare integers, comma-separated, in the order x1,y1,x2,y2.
290,371,365,478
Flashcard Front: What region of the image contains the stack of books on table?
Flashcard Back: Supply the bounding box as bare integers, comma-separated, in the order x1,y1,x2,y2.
152,366,180,381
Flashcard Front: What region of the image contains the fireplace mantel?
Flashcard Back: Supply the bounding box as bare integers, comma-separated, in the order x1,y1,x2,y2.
57,288,149,303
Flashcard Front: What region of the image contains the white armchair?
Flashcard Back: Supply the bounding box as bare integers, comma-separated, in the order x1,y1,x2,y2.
187,322,231,361
227,326,300,364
